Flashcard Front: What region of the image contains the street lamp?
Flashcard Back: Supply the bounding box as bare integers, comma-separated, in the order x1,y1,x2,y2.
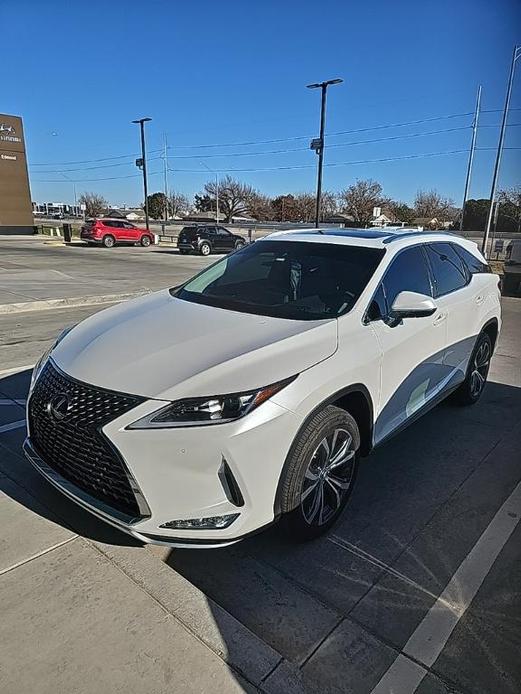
307,78,343,228
132,117,152,230
482,46,520,256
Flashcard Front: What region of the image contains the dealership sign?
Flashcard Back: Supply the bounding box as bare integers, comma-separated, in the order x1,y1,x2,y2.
0,123,22,144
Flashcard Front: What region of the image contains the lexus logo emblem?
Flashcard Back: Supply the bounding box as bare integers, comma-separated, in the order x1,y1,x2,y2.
47,394,71,421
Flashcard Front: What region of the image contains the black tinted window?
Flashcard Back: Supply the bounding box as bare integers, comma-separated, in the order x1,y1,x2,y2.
426,243,468,296
382,246,433,309
174,241,385,320
366,285,386,322
454,245,490,274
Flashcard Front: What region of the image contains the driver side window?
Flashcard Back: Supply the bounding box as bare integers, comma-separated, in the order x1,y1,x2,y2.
367,246,433,322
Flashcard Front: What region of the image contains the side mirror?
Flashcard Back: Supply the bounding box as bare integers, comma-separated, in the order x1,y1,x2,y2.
386,291,437,326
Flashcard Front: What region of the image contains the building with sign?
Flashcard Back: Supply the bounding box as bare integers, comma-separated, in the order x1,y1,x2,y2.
0,113,34,235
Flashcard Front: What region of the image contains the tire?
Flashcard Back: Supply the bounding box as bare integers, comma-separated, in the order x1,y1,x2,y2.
140,235,151,247
102,234,115,248
235,239,246,251
199,241,211,256
179,248,190,255
453,332,492,406
279,405,360,541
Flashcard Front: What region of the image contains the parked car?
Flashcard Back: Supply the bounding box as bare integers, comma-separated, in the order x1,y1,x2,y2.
177,225,246,255
503,239,521,296
80,218,154,248
25,228,501,548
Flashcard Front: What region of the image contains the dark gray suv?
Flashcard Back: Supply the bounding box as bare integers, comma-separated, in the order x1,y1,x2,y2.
177,225,246,256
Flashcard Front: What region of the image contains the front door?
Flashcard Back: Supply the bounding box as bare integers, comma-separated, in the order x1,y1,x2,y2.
215,227,234,252
367,245,449,444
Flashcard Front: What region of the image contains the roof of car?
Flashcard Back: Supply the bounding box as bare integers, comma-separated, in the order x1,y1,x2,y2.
263,227,468,249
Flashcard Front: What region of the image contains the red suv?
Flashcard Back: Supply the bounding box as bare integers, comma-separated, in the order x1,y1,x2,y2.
80,219,154,248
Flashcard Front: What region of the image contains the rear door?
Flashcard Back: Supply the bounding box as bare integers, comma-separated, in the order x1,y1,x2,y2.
367,245,449,444
424,242,481,384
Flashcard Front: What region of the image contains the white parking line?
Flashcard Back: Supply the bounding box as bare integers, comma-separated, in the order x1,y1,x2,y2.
370,479,521,694
0,420,26,434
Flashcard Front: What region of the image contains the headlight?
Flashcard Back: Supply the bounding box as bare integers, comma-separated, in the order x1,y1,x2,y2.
30,325,76,389
128,375,297,429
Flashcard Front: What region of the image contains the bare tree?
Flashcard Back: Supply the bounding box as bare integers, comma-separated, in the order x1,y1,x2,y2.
293,193,316,222
338,179,387,227
498,187,521,231
168,191,190,218
414,189,454,220
247,193,273,221
203,176,256,222
78,192,108,218
320,191,338,220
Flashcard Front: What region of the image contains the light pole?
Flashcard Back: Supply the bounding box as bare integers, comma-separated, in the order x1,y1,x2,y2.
482,46,520,256
307,78,343,228
132,117,152,230
200,161,219,224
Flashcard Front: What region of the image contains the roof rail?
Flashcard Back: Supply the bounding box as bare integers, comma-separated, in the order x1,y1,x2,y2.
382,230,460,244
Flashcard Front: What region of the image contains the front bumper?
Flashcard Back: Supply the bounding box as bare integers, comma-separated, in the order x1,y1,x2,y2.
25,390,301,548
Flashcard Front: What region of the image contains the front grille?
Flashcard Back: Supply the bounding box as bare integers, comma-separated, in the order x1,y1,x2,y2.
28,361,145,519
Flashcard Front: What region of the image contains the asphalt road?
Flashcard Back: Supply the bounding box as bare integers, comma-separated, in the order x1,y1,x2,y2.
0,236,520,693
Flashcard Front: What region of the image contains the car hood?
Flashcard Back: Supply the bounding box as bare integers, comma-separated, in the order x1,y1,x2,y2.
51,289,338,400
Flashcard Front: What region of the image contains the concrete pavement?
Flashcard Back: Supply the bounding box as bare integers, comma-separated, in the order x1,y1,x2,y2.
0,236,214,311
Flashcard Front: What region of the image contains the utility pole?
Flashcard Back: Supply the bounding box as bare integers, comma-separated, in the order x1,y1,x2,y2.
163,133,169,222
482,46,520,256
132,117,152,230
460,85,482,231
307,78,343,228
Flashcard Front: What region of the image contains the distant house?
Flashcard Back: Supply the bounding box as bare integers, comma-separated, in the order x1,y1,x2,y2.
413,217,439,230
322,212,357,227
370,213,394,227
105,208,145,221
182,210,227,223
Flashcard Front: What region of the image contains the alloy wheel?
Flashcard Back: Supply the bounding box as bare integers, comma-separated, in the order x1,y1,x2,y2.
470,340,491,398
300,428,356,526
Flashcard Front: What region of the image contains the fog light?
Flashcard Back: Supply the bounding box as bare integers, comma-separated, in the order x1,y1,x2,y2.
159,513,239,530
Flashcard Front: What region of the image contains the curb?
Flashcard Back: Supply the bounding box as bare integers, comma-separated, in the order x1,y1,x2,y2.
0,290,151,315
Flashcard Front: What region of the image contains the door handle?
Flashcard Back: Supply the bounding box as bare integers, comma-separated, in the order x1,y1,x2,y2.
433,312,447,326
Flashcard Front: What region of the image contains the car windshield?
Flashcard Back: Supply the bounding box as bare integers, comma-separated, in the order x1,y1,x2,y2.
173,240,385,320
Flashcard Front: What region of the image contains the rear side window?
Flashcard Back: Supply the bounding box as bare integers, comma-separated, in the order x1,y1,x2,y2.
454,245,491,274
425,243,468,296
381,246,433,309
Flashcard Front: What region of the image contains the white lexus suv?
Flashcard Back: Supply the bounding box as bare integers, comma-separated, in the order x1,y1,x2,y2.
24,228,501,548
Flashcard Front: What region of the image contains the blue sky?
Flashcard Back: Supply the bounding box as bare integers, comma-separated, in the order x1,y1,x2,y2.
2,0,520,208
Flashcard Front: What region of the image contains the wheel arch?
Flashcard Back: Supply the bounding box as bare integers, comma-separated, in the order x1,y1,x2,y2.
273,383,374,517
481,318,499,351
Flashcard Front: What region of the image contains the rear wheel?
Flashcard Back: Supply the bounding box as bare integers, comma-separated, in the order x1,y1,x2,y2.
199,241,211,256
102,235,115,248
140,235,151,247
453,332,492,405
279,405,359,541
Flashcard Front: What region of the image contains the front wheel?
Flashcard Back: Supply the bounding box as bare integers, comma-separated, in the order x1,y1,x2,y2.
199,241,211,256
235,239,246,251
279,405,359,541
453,332,492,405
140,235,152,247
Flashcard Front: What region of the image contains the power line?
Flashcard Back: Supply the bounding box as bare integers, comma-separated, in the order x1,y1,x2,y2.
30,156,163,174
168,148,471,174
30,149,162,166
32,170,163,183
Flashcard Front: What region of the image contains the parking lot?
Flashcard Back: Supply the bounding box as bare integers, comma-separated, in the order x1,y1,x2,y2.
0,238,520,693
